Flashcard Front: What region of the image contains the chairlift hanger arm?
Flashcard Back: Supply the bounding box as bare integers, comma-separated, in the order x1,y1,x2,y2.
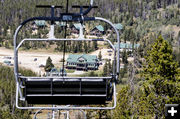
35,0,95,21
20,1,95,24
73,0,94,16
16,38,115,51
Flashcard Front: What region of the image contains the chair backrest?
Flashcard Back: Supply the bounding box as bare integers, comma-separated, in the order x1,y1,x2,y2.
22,77,111,105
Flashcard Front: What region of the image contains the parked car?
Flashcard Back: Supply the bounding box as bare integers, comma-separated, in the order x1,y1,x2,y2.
3,60,11,64
39,64,45,68
34,58,37,61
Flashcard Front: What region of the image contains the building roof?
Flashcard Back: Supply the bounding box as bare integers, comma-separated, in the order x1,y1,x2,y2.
113,23,123,30
95,25,104,32
114,43,140,49
35,20,46,26
56,22,66,27
67,54,98,63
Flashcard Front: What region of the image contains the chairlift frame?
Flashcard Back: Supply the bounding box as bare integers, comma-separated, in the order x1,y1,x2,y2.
14,0,120,110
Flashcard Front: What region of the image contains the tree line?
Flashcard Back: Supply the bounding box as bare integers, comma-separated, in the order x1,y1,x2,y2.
0,0,179,56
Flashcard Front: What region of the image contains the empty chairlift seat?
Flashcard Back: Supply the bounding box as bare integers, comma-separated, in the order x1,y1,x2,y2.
21,77,112,105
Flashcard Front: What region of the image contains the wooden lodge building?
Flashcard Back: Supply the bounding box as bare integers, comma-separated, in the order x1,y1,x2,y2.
71,23,85,34
90,24,122,36
114,43,140,52
107,23,123,34
90,25,104,36
66,54,99,71
31,20,46,30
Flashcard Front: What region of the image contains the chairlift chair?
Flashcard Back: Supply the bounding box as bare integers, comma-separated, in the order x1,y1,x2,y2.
14,0,120,110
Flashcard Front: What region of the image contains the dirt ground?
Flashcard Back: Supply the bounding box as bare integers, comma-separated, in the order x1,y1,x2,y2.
0,47,68,75
0,47,115,75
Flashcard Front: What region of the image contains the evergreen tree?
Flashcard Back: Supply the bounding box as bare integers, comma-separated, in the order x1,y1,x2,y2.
122,50,128,64
77,41,83,52
98,51,102,61
142,35,180,117
102,61,108,76
108,59,112,74
178,31,180,47
44,57,54,72
83,41,88,53
5,42,10,49
93,41,98,50
114,86,131,119
86,41,90,52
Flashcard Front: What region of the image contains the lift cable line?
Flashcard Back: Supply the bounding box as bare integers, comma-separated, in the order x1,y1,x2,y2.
13,0,120,110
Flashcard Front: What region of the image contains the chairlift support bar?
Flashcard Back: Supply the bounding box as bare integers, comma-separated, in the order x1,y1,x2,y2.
16,38,115,51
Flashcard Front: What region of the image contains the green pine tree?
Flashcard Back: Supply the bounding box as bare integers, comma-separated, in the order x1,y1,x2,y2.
98,51,102,61
113,86,131,119
122,50,128,64
83,41,88,53
108,59,112,74
102,61,108,76
93,41,98,50
5,42,10,49
44,57,54,72
142,35,180,117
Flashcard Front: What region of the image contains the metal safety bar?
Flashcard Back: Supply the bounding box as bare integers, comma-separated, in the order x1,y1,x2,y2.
20,76,112,79
16,38,115,51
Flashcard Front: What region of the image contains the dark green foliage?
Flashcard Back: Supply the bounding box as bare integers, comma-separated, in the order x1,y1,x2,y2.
98,51,102,61
83,41,88,53
102,60,112,76
114,86,131,119
5,42,10,49
55,41,96,53
143,35,179,81
108,59,112,74
122,50,128,64
44,57,54,72
0,65,36,119
93,41,98,50
102,61,108,76
114,35,180,118
142,35,180,117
